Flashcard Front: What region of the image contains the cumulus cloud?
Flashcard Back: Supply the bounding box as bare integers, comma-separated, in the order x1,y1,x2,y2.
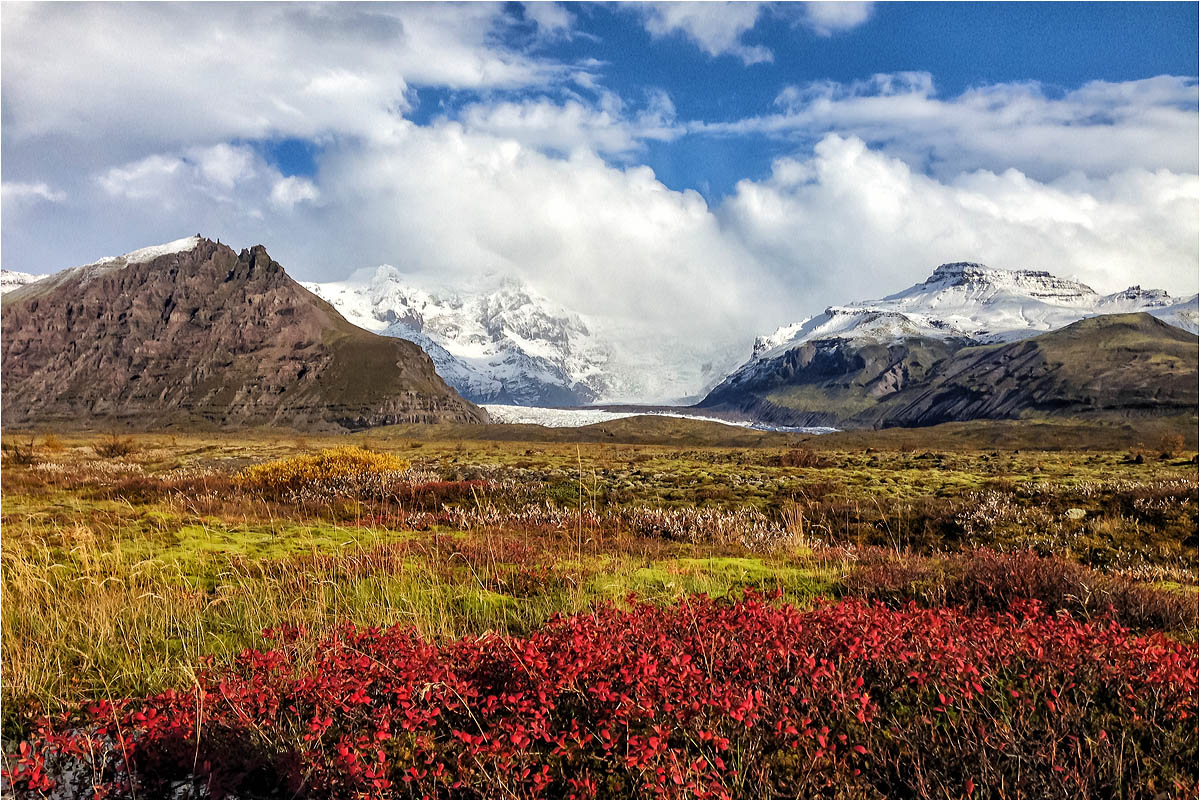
697,73,1200,180
270,177,321,210
719,135,1200,317
455,89,680,156
96,144,277,209
800,2,874,36
91,143,316,220
638,3,773,65
521,2,573,39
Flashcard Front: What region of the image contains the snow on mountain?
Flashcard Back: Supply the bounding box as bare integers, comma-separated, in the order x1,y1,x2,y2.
8,235,205,298
306,267,619,406
111,235,204,266
0,269,47,295
750,262,1199,364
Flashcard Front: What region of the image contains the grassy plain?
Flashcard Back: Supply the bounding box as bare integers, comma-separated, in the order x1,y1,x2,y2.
2,418,1196,746
0,417,1190,796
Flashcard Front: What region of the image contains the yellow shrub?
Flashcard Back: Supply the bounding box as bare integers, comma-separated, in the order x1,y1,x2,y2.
238,446,409,499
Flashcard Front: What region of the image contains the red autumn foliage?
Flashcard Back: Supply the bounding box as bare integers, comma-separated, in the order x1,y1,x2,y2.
845,548,1198,632
4,594,1196,799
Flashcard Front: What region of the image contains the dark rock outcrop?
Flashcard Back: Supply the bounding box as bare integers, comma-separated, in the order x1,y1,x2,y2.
861,313,1199,428
697,337,964,427
1,238,488,430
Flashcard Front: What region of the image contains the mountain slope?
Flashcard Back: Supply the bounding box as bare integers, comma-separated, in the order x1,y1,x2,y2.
863,313,1199,427
702,262,1199,425
1,237,487,430
305,268,615,406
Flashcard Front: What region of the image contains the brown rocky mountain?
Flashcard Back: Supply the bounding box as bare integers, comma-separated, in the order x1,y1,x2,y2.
1,237,488,430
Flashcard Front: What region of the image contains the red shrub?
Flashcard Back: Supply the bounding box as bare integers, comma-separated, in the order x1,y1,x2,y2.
5,595,1196,799
847,549,1198,632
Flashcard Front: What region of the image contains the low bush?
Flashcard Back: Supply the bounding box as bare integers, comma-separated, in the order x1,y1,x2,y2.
776,447,829,468
6,594,1195,799
387,479,493,511
92,433,136,459
237,446,410,502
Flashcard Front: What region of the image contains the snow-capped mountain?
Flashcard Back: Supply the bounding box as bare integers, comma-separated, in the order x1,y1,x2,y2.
0,269,47,295
306,268,618,406
700,262,1199,427
750,262,1199,362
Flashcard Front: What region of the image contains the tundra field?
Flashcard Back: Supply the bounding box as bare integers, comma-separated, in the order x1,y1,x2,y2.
1,417,1197,798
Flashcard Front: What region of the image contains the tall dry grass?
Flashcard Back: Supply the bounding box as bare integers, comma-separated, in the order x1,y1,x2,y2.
0,524,594,734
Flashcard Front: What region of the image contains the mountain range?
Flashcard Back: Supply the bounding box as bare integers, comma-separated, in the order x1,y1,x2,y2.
1,237,486,430
3,243,1196,431
699,262,1198,427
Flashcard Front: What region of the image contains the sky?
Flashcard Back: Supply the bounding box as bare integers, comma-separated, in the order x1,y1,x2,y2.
2,1,1197,393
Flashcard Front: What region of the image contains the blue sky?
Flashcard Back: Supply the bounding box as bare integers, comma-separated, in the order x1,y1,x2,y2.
2,2,1197,387
264,3,1199,199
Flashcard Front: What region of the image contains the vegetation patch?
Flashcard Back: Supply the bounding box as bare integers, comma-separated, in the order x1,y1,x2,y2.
6,594,1195,799
237,446,410,501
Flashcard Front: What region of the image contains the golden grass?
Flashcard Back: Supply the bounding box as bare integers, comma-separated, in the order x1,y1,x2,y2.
237,445,409,493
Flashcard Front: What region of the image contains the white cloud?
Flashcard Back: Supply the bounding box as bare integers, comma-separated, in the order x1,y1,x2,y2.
194,144,257,191
639,3,773,65
521,2,573,38
96,144,281,212
270,176,321,210
636,1,874,63
801,2,874,36
1,3,565,152
95,154,183,202
698,73,1200,180
1,181,67,204
455,89,680,156
718,135,1199,320
309,122,765,344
